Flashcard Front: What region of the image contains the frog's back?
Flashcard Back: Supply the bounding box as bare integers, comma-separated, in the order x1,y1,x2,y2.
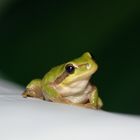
42,64,65,84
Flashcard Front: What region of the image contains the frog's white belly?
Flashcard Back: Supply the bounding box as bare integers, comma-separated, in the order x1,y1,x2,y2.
54,80,92,104
55,80,89,96
64,84,92,103
64,93,89,104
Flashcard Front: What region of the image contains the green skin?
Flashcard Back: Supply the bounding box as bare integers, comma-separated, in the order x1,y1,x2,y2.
22,52,103,109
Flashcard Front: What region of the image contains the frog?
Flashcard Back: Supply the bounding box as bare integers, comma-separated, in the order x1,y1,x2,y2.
22,52,103,109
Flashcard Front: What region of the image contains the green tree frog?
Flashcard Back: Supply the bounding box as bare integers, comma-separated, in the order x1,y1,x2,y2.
22,52,103,109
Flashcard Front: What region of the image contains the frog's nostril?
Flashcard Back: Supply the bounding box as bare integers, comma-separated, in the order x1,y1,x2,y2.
86,63,91,70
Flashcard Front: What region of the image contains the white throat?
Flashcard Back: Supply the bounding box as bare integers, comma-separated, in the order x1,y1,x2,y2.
54,80,89,97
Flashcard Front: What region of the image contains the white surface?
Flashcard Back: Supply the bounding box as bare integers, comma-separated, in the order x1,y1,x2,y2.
0,79,140,140
0,79,23,94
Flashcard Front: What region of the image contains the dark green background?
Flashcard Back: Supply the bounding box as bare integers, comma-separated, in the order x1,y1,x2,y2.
0,0,140,114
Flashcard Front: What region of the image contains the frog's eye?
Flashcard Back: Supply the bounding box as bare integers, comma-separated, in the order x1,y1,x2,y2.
65,64,75,74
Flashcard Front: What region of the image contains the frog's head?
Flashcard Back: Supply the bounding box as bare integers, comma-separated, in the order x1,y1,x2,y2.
60,52,98,85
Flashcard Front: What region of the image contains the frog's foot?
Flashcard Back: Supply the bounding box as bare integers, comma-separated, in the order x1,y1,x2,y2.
22,88,45,100
22,79,45,100
81,100,102,109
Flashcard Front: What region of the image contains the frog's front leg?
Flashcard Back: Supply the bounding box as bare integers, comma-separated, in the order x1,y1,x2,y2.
86,86,103,109
42,84,72,104
22,79,45,100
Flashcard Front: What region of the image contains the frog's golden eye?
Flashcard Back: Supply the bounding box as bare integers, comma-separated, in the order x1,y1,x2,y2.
65,64,75,74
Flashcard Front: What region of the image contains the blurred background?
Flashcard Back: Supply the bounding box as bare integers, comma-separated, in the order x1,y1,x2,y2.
0,0,139,114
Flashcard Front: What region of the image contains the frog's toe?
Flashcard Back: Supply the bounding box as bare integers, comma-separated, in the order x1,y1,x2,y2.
22,90,28,98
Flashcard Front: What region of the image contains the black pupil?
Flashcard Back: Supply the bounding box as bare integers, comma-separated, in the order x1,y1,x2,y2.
65,64,75,74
